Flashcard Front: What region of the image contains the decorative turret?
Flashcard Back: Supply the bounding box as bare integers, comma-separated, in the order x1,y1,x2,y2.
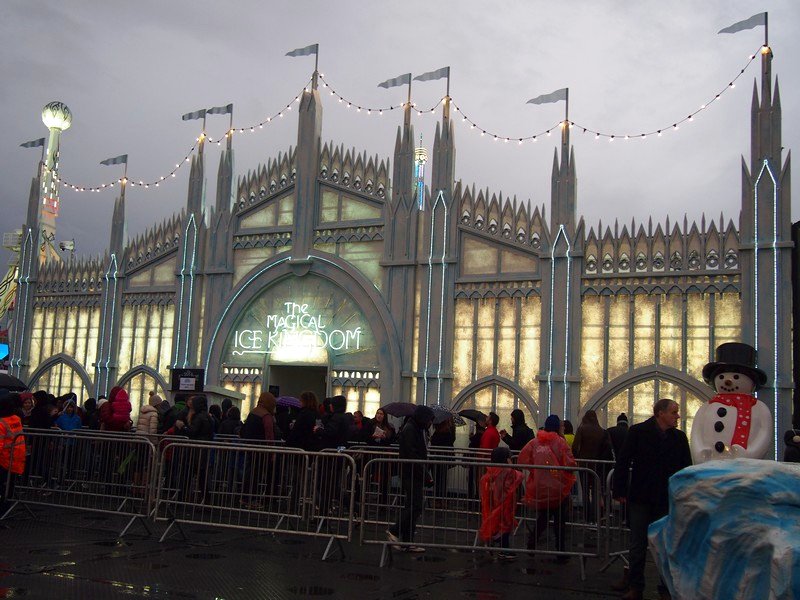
415,100,458,405
291,84,323,263
382,103,419,401
738,43,793,458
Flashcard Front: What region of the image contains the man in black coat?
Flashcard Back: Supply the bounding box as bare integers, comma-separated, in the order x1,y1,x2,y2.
499,408,534,451
387,405,434,552
612,399,692,600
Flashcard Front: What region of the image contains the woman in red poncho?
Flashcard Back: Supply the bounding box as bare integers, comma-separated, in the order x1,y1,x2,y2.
479,446,523,559
100,387,133,432
518,414,576,562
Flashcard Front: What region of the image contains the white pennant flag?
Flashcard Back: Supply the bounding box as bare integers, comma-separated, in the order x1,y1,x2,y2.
718,12,766,34
378,73,411,89
414,66,450,82
286,43,318,57
526,88,568,105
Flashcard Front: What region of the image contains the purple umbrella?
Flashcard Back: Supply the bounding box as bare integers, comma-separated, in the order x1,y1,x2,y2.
276,396,302,408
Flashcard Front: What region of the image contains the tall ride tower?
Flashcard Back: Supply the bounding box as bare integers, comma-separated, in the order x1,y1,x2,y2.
39,101,72,262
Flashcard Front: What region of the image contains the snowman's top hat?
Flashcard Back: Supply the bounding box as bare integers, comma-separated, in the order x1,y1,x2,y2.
702,342,767,390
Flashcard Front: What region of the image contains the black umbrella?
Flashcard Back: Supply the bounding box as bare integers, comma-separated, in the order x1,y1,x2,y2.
458,409,487,424
0,372,27,391
431,406,466,426
381,402,417,418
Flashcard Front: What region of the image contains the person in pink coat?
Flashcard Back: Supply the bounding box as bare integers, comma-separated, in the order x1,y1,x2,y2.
101,386,132,432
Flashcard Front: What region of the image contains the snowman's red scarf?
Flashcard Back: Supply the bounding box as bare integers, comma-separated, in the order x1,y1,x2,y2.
709,393,757,449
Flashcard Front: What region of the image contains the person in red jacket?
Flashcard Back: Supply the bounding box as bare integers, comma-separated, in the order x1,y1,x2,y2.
518,414,576,562
0,393,26,514
479,446,523,560
479,412,501,449
100,387,132,432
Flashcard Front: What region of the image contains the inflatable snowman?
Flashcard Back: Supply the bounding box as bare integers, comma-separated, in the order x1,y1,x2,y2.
691,342,773,463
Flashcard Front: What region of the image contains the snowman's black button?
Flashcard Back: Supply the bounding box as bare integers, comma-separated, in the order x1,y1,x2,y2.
714,421,724,432
714,441,725,453
717,407,727,417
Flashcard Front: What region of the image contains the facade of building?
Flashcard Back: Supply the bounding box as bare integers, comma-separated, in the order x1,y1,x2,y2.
8,50,793,454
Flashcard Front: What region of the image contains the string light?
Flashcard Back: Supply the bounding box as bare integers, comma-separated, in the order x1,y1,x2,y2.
40,49,761,194
318,74,442,115
48,80,312,194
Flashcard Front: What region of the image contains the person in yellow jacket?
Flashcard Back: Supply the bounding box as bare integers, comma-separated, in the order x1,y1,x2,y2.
0,392,26,514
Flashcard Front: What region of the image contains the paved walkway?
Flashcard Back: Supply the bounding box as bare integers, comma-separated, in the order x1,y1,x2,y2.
0,507,664,599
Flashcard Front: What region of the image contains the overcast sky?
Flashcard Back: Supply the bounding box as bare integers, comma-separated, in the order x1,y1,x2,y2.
1,1,798,264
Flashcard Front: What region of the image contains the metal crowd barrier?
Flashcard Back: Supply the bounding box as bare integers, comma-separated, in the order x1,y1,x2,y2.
599,467,630,574
153,441,357,560
359,457,603,578
2,428,156,537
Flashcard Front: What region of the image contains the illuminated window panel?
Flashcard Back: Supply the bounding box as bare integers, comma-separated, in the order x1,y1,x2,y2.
152,257,177,285
606,393,629,428
684,394,705,441
608,295,630,381
118,307,135,375
499,249,536,274
159,304,175,379
579,296,604,408
495,386,516,432
85,307,100,376
196,285,206,366
632,380,656,424
233,247,277,286
41,308,54,362
519,296,541,396
632,295,656,368
146,306,162,370
496,297,517,381
51,307,65,355
277,194,295,226
64,306,77,356
240,199,278,228
686,294,711,381
475,300,495,379
714,293,742,346
337,241,384,290
363,387,381,420
320,189,339,222
659,294,683,369
75,307,89,369
132,306,147,367
340,194,382,221
461,236,499,276
453,299,474,393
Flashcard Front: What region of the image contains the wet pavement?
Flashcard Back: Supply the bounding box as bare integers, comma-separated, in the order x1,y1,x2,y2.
0,507,665,599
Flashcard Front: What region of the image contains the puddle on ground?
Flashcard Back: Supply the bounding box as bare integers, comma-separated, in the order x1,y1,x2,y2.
184,553,224,560
339,572,380,581
27,550,71,557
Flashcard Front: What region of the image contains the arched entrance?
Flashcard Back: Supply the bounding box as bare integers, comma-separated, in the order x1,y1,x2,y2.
581,365,714,435
117,365,169,421
452,375,540,443
28,353,93,401
205,252,401,413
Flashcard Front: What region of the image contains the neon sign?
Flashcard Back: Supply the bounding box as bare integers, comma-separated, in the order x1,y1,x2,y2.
232,302,362,355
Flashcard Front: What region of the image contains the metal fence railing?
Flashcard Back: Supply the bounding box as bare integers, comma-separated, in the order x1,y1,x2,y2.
1,429,630,573
153,441,356,560
358,457,603,578
2,428,156,537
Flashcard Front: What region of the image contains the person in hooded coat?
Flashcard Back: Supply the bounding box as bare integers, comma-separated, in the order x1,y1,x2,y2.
287,391,320,451
101,387,132,432
28,391,56,429
54,399,82,432
518,414,577,561
479,446,523,559
240,393,278,507
500,409,535,451
0,393,26,514
573,409,613,523
219,406,243,436
136,393,160,435
82,398,100,430
387,405,434,552
321,395,349,449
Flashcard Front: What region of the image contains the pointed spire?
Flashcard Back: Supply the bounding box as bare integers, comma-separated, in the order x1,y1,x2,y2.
109,191,126,256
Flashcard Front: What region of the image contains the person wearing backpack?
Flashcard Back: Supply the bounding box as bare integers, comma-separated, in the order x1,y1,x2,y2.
518,414,577,562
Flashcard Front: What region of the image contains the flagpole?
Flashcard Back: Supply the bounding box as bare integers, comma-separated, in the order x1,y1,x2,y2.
444,67,451,121
764,12,768,47
228,108,234,152
312,45,319,90
565,88,569,125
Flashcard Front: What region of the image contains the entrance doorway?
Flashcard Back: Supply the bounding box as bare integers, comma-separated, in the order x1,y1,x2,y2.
268,365,327,402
